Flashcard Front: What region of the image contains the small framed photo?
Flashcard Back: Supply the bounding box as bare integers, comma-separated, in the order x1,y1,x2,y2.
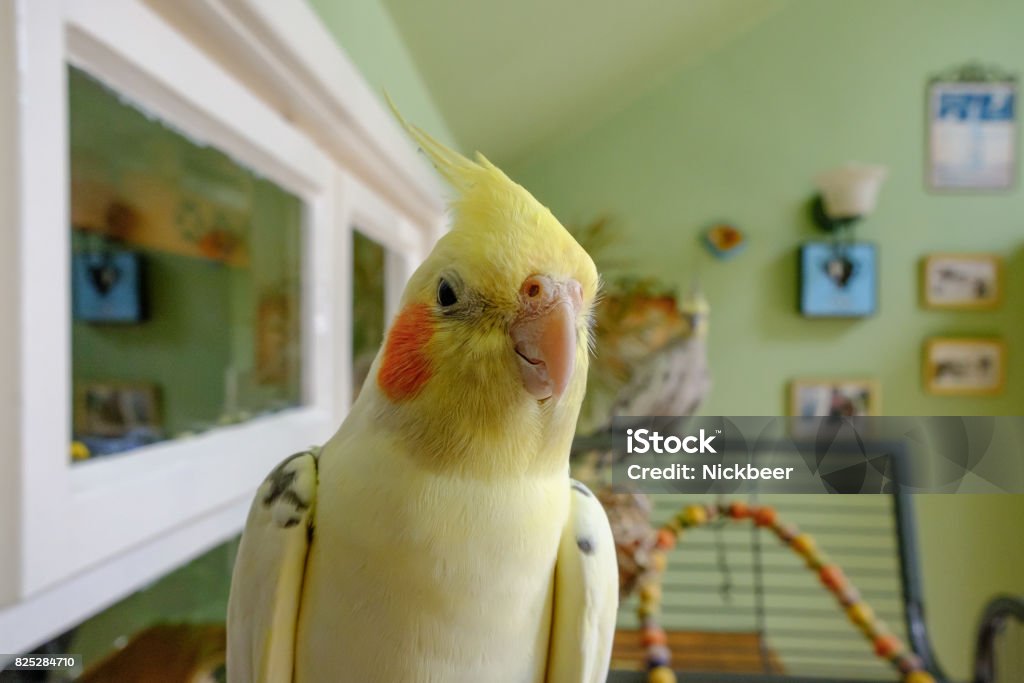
790,378,881,417
74,382,162,438
921,253,1002,309
924,338,1006,395
799,242,878,318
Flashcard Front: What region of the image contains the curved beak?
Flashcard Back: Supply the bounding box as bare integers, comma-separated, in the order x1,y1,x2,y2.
510,275,582,401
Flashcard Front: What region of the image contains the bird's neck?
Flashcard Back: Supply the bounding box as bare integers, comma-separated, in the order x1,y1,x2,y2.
353,380,579,482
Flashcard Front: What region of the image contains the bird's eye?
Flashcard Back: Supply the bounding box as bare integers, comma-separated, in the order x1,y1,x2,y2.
437,279,458,307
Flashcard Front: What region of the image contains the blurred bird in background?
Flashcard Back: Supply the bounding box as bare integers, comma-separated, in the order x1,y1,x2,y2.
569,218,712,484
568,219,713,598
606,283,710,423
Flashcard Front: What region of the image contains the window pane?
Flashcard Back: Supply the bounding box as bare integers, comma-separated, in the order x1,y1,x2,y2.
68,66,304,461
351,230,386,401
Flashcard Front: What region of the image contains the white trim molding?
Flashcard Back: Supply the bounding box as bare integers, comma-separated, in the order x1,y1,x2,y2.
0,500,250,657
145,0,448,231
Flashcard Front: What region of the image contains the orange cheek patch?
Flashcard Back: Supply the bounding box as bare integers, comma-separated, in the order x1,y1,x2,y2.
377,303,434,401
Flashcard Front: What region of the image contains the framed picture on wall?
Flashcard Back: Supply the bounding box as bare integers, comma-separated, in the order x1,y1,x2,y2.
799,242,878,318
921,253,1002,309
924,337,1006,396
74,382,162,438
928,64,1017,191
789,378,880,417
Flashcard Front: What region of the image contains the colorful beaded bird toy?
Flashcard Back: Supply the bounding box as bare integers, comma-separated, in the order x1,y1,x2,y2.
636,501,937,683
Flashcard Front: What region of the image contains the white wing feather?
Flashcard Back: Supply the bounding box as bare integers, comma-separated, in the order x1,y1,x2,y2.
227,449,318,683
546,480,619,683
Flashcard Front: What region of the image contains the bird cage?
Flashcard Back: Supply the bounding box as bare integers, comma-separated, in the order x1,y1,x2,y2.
574,435,951,683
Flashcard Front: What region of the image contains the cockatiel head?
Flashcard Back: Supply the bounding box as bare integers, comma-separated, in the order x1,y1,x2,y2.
361,108,599,479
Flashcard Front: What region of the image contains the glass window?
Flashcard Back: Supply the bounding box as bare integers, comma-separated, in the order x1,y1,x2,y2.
350,230,387,401
68,66,304,461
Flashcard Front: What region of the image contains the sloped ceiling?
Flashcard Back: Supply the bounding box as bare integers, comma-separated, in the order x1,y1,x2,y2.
383,0,790,165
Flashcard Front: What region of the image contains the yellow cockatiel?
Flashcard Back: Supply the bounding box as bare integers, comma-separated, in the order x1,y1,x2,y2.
226,111,617,683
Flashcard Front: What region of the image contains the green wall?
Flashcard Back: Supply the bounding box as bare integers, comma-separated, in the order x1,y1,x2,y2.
72,251,232,436
307,0,460,148
511,1,1024,678
513,0,1024,418
69,65,304,441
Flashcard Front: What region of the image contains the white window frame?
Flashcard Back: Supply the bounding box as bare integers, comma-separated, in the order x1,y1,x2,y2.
338,171,429,401
1,0,351,650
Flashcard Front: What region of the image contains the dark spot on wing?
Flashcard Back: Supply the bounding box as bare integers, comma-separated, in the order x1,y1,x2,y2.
262,469,295,509
281,490,309,511
577,536,595,554
261,449,315,510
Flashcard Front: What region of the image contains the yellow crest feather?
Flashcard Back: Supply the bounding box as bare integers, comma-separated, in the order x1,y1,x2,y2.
385,93,482,193
386,94,600,309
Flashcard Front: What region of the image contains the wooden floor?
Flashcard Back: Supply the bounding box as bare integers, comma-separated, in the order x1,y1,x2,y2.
612,629,784,674
79,623,226,683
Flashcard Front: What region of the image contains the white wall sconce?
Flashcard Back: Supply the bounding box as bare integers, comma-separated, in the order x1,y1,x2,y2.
810,163,888,232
